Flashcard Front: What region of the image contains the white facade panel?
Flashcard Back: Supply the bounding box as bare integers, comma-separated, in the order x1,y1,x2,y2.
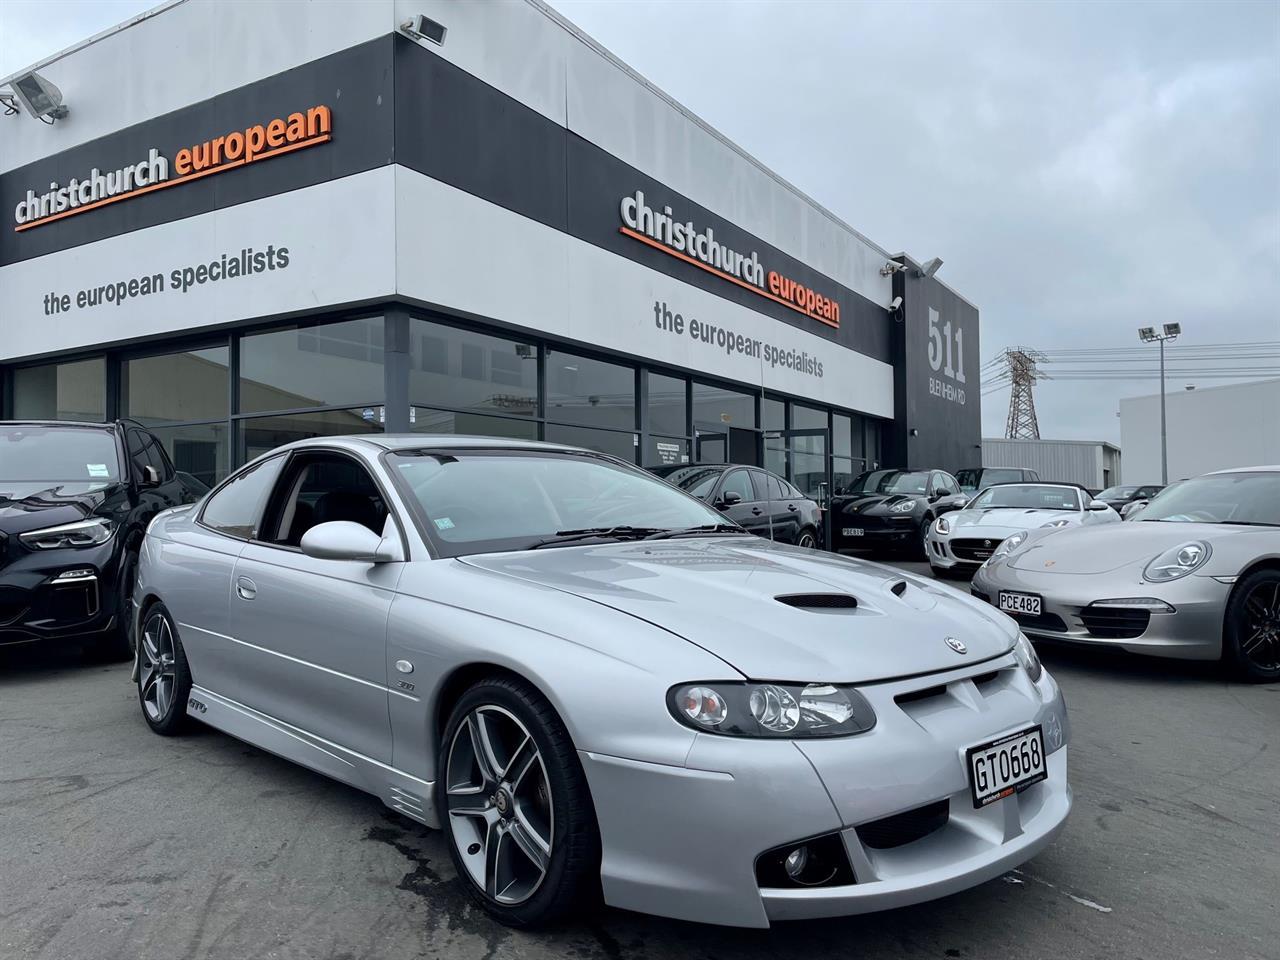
395,167,894,418
0,0,393,175
0,167,397,359
1119,379,1280,481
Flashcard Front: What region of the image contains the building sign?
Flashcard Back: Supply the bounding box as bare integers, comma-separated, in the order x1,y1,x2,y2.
13,105,332,232
620,190,841,329
926,306,967,406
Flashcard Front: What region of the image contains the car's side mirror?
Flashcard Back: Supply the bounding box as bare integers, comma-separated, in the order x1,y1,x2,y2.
715,491,743,509
300,521,400,563
1088,500,1110,511
927,490,942,502
139,464,161,487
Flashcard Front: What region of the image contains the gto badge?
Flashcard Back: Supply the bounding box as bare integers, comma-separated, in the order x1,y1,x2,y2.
945,637,967,654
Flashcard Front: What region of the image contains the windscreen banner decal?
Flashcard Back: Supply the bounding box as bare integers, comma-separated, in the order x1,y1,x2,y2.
13,105,332,232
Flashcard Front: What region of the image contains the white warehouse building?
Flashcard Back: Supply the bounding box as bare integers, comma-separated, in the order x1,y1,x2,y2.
981,438,1122,492
1119,379,1280,482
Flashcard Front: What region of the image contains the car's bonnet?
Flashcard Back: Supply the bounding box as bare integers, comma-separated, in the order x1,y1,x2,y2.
459,538,1016,682
0,482,113,535
1007,520,1239,574
951,508,1076,534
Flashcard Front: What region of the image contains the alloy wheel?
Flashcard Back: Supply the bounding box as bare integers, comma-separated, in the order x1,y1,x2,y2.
445,705,555,905
1241,580,1280,671
797,531,816,549
139,611,177,722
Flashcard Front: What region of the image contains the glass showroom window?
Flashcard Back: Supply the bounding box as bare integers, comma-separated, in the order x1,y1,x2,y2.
546,351,636,431
832,412,865,496
124,346,231,488
239,317,384,414
240,408,384,462
643,371,689,468
544,423,637,462
410,318,539,429
12,358,106,422
692,382,756,464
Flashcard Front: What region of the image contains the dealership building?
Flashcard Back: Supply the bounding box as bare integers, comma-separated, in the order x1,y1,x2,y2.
0,0,981,513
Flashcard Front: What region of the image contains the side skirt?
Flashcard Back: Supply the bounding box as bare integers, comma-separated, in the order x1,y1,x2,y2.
187,684,439,827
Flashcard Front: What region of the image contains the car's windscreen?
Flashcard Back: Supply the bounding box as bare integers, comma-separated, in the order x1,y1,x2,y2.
968,485,1080,511
1135,473,1280,526
648,465,723,499
978,469,1031,488
850,470,929,495
391,450,737,553
0,426,121,483
1098,485,1138,499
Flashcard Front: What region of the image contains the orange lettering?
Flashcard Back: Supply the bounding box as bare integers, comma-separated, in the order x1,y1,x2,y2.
175,148,192,176
285,112,306,141
305,104,331,138
266,118,286,148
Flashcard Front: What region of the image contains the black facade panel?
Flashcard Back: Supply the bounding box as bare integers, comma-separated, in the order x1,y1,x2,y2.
0,37,396,267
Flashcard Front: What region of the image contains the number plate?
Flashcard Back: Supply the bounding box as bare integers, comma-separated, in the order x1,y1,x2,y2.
842,527,864,537
998,591,1042,616
967,726,1047,808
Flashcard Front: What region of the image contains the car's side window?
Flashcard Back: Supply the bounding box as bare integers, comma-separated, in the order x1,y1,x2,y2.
264,453,389,547
199,455,286,540
718,469,755,504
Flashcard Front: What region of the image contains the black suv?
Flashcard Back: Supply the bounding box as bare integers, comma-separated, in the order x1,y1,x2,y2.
830,467,968,558
648,463,824,548
0,420,196,659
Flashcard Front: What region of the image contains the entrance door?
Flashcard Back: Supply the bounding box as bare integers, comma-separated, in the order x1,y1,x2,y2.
766,428,830,547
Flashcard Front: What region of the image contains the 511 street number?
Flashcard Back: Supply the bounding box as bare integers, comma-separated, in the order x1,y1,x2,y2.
927,307,966,406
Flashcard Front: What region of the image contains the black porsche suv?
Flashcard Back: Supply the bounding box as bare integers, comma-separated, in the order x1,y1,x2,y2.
0,420,196,659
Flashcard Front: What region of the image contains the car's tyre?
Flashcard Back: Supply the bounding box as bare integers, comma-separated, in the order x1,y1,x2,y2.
437,675,601,928
795,527,818,550
93,549,139,663
914,518,932,560
1224,569,1280,682
137,602,194,735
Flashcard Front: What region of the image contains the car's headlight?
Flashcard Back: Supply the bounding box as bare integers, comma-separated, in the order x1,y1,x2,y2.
19,518,114,550
1041,518,1072,528
1144,541,1211,582
990,529,1029,559
669,682,876,738
1013,633,1043,683
934,516,951,535
890,500,916,514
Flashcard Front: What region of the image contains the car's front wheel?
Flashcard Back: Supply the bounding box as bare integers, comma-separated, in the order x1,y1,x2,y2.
1224,569,1280,682
795,527,818,549
437,676,600,927
137,602,193,735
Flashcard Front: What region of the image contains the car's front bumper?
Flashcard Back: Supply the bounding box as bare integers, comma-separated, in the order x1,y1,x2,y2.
0,540,121,647
926,531,1004,571
970,561,1229,659
580,655,1070,928
833,515,919,553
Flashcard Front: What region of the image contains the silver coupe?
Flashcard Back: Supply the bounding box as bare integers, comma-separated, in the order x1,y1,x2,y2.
133,436,1071,928
926,482,1120,577
971,466,1280,680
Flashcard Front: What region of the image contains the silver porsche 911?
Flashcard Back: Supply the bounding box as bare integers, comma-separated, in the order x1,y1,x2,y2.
132,436,1070,928
926,482,1120,577
971,466,1280,681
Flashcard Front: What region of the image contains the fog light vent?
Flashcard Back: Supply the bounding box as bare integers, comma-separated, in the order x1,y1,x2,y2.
755,832,855,888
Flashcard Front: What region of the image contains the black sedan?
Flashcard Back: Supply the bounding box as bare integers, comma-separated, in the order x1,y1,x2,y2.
830,468,968,558
647,463,823,548
0,420,196,659
1097,483,1164,515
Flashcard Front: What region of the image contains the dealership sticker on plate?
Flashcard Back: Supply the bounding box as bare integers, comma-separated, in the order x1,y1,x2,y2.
434,517,455,530
86,464,110,478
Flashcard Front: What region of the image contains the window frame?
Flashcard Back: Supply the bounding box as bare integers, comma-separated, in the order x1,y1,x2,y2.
196,452,289,543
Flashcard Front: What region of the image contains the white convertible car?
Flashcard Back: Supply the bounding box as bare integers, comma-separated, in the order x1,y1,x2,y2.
926,483,1120,577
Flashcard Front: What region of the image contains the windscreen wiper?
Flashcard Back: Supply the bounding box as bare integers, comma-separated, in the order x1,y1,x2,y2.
528,526,667,549
643,523,747,540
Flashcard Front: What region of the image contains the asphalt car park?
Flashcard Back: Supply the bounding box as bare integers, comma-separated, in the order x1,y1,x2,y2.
2,555,1276,960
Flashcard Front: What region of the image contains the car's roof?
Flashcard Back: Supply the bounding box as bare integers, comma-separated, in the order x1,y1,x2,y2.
1,419,115,430
978,481,1086,492
1207,465,1280,475
264,434,610,457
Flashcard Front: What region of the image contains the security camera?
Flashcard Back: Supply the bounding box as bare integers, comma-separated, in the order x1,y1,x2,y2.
879,260,907,277
888,295,903,311
401,14,447,45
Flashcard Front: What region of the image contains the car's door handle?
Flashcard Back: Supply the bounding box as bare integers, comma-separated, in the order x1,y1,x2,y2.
236,576,257,601
787,504,798,512
751,507,764,515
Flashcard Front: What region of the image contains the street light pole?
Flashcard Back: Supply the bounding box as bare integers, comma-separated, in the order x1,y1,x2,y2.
1138,323,1181,485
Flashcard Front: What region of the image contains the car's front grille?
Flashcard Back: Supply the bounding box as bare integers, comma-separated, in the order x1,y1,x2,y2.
857,799,950,850
950,537,1003,562
1008,610,1069,634
1081,606,1150,639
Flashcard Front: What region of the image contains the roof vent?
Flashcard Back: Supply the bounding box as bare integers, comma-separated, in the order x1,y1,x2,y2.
776,593,858,611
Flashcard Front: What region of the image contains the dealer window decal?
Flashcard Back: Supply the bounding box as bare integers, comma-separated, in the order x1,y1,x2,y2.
13,105,332,232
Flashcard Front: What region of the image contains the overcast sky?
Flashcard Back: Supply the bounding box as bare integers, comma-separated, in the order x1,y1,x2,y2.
3,0,1277,442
